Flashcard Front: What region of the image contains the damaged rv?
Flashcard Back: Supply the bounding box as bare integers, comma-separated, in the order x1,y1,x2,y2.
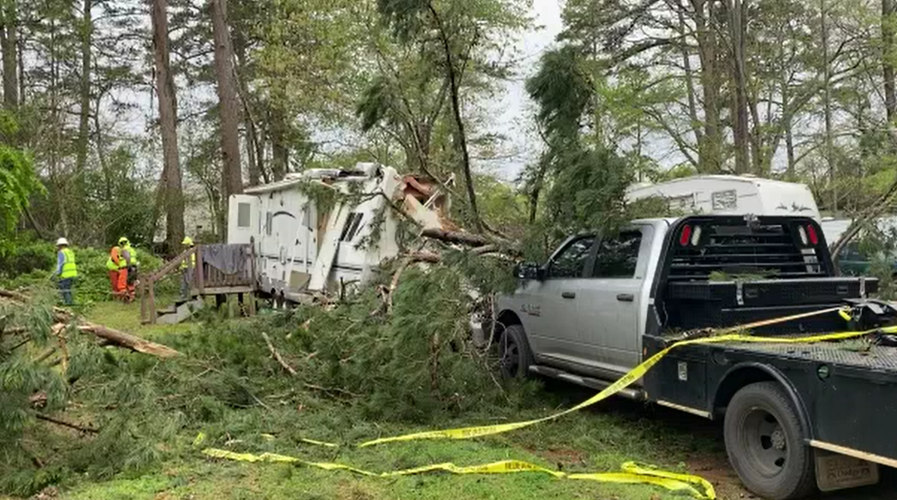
226,163,450,304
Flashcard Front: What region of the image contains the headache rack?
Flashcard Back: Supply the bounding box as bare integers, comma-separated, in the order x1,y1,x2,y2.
666,217,828,281
659,216,876,333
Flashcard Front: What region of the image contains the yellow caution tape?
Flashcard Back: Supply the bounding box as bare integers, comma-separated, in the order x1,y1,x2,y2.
202,448,715,499
359,319,897,447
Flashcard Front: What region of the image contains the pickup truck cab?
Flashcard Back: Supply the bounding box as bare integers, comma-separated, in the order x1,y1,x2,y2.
495,215,897,500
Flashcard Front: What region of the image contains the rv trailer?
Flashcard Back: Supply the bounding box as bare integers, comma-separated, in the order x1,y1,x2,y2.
626,175,821,221
226,163,449,304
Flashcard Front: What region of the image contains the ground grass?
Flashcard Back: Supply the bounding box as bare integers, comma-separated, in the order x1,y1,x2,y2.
11,301,894,500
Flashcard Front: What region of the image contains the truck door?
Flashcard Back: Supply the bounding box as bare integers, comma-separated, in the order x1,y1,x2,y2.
516,236,596,362
575,225,654,372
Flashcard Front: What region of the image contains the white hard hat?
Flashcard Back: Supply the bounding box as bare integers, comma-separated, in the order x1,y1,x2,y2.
56,237,69,246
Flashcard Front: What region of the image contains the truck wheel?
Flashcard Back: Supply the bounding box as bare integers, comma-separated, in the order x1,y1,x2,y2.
499,325,533,379
724,382,816,500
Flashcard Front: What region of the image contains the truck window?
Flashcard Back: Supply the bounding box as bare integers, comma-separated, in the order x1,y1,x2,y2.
592,231,642,278
547,237,595,279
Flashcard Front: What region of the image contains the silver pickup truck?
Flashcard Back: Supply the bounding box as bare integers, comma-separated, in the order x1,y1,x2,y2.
494,215,897,500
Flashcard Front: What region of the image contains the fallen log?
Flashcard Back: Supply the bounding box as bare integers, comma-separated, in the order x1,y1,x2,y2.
77,323,181,358
0,288,181,358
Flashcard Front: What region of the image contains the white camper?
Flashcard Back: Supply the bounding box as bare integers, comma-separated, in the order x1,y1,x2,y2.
626,175,821,221
227,163,448,303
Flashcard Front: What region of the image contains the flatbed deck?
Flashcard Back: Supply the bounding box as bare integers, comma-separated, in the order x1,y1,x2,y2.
723,341,897,373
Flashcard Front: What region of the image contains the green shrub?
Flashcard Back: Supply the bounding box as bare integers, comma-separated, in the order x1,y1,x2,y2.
1,243,177,303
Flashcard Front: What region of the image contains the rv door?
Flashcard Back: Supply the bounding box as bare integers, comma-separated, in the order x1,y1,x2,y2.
228,195,257,245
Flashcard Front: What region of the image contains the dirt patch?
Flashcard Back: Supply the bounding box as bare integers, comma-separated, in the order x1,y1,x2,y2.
686,453,753,500
526,445,587,468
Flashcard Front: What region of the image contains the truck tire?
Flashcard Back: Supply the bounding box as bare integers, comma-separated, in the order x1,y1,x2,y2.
499,325,534,379
724,382,816,500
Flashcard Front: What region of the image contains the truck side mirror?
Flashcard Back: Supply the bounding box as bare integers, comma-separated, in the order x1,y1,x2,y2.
515,262,544,281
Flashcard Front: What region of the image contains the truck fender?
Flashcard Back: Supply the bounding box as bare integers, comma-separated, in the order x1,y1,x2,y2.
712,362,814,439
494,309,522,338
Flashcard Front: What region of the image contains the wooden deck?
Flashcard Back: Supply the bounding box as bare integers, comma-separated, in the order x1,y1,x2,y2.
141,241,258,324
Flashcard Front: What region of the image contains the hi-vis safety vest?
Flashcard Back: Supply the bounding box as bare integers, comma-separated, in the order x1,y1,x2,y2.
60,248,78,279
123,245,139,267
106,246,121,271
180,251,196,270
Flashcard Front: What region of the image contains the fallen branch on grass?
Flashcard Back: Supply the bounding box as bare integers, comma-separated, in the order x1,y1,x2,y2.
0,288,181,358
261,332,297,376
77,323,181,358
35,413,99,434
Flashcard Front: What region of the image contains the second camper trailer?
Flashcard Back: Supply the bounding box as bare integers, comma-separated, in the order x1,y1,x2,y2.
626,175,821,221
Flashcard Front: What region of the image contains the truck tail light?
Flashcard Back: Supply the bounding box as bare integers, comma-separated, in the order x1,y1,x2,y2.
798,226,808,245
679,225,693,246
807,224,819,246
691,225,702,246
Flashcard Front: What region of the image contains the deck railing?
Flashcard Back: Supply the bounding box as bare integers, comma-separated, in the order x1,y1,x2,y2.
140,241,257,324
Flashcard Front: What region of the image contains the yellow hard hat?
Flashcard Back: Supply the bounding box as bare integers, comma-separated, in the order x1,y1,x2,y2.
118,236,129,245
182,237,194,246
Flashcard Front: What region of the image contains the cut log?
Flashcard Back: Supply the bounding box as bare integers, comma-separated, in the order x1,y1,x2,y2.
77,323,181,358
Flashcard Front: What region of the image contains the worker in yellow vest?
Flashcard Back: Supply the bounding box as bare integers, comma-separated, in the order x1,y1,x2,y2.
55,238,77,306
180,237,196,299
119,237,139,302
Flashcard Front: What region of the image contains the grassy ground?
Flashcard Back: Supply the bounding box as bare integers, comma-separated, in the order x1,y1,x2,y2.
15,301,893,500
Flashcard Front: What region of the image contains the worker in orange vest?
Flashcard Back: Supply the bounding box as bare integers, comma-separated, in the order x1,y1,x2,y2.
106,244,124,301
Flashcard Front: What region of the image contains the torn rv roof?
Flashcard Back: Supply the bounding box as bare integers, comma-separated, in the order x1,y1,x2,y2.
243,163,381,195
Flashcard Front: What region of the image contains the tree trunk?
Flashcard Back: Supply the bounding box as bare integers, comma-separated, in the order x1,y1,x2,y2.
783,84,797,180
1,0,18,110
210,0,242,218
727,0,751,174
693,0,723,173
821,0,836,212
270,108,288,181
885,0,897,125
152,0,185,249
233,29,261,186
428,3,481,232
75,0,91,177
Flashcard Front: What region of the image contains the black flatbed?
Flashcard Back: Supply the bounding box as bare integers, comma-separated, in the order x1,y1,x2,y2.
724,341,897,374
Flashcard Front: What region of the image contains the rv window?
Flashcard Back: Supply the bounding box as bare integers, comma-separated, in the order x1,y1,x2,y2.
711,190,738,210
265,212,273,236
237,203,251,228
339,213,364,242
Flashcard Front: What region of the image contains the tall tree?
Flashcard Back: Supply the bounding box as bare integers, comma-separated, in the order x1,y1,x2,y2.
75,0,91,177
0,0,17,110
210,0,242,227
152,0,185,249
884,0,897,125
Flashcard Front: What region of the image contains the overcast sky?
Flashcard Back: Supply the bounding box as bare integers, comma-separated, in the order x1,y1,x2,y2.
484,0,563,181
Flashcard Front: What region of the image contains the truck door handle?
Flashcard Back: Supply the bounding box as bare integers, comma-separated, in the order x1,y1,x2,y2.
561,292,576,299
616,294,634,302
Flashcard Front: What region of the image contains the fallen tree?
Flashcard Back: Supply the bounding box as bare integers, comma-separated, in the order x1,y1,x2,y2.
0,289,181,358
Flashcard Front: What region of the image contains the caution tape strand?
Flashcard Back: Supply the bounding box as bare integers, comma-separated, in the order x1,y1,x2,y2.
202,448,716,500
